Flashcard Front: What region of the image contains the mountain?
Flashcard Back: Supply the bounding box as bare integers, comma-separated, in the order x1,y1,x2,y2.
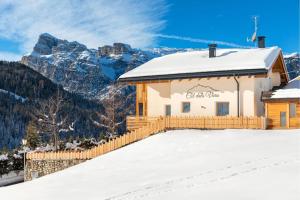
0,61,107,150
21,33,184,100
21,34,299,100
284,53,300,80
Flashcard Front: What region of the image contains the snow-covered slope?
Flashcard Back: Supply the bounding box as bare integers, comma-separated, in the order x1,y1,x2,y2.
1,129,300,200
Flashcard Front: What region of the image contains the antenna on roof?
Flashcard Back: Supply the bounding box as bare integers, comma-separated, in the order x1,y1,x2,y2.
247,16,259,46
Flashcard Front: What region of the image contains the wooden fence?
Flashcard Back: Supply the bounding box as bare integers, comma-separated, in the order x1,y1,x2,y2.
26,118,166,160
27,116,265,161
127,116,266,131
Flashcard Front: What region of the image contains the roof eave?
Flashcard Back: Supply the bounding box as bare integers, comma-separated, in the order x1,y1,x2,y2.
118,68,268,83
263,97,300,102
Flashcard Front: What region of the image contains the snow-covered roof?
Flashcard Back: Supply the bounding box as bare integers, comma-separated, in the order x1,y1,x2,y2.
119,46,282,81
270,76,300,99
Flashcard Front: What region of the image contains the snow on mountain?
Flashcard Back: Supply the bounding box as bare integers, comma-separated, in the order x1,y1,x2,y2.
283,53,300,80
0,89,27,103
21,33,188,99
284,52,298,58
1,129,300,199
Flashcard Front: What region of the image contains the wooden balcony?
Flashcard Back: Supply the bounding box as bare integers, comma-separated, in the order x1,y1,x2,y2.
126,116,160,131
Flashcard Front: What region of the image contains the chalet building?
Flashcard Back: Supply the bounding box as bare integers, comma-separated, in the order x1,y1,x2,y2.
263,76,300,129
119,37,290,126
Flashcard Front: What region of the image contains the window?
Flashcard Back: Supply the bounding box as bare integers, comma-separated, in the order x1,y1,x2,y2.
280,112,287,127
165,105,171,116
138,103,143,116
182,102,190,113
290,103,296,118
216,102,229,116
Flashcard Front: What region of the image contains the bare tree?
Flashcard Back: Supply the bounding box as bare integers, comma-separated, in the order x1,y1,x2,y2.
91,83,135,137
32,89,69,150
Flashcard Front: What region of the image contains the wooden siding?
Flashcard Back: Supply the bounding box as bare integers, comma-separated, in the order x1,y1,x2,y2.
266,101,300,129
135,83,147,117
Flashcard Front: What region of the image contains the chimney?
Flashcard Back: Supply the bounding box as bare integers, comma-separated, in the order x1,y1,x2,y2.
208,44,217,58
257,36,266,48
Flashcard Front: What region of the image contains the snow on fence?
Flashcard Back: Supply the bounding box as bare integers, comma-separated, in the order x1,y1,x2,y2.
0,171,24,186
127,116,266,131
26,118,166,161
26,116,265,161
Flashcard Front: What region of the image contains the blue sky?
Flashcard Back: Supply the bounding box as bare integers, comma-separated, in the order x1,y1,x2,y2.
0,0,298,61
159,0,299,52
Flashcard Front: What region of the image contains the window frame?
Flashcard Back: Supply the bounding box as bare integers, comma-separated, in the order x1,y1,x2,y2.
216,102,230,116
182,102,191,113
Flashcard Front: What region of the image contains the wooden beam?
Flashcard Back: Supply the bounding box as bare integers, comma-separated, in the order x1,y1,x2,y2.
127,80,170,85
254,74,268,78
142,83,146,117
286,103,290,128
135,84,139,117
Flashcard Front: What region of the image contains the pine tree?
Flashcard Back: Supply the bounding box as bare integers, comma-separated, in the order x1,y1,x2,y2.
25,121,40,149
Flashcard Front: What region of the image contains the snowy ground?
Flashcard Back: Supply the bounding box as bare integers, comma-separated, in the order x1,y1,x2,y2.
1,129,300,200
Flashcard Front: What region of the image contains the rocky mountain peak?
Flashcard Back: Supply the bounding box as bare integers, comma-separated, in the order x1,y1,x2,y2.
98,43,132,56
33,33,88,56
33,33,60,55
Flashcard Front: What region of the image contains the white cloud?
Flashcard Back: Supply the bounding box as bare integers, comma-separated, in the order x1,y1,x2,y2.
0,51,22,61
0,0,168,53
156,34,253,48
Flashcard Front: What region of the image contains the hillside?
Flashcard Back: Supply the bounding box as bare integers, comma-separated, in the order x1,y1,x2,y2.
1,129,299,199
0,61,105,150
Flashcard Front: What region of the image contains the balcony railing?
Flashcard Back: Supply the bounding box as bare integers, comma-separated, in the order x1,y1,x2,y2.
127,116,266,131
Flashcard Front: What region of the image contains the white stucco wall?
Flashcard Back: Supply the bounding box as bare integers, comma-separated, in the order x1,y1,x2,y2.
253,71,281,116
146,70,283,117
170,78,240,116
146,77,260,117
147,82,171,116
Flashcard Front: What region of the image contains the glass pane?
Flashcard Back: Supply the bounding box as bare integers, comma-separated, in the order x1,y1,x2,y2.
138,103,143,116
165,105,171,116
182,102,190,113
280,112,286,127
289,103,296,118
217,102,229,116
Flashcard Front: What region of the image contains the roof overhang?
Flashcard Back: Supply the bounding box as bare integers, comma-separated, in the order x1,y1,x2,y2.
263,98,300,102
118,68,268,83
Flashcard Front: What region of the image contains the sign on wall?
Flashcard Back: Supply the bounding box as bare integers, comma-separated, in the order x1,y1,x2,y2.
186,84,223,99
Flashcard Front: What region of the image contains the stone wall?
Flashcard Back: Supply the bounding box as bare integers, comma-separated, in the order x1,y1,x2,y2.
25,159,86,181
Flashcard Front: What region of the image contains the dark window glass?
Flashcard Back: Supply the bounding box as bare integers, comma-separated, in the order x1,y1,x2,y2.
182,102,190,113
165,105,171,116
217,102,229,116
290,103,296,118
138,103,143,116
280,112,287,127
